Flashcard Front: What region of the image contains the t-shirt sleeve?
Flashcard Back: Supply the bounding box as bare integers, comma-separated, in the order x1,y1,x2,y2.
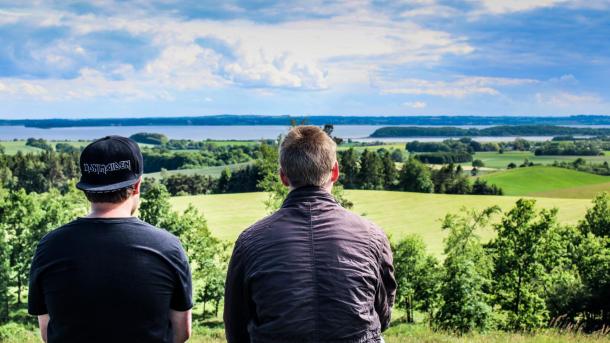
170,242,193,311
28,243,48,315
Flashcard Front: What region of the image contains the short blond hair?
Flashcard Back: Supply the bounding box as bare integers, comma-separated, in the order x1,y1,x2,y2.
279,126,337,188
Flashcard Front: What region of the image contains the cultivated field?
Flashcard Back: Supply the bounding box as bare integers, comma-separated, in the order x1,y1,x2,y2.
171,190,596,256
481,166,610,197
466,151,610,169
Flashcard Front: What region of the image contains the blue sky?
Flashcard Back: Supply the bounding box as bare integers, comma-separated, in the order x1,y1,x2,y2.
0,0,609,119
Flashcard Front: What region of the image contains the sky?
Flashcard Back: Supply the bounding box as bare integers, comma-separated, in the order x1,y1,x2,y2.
0,0,609,119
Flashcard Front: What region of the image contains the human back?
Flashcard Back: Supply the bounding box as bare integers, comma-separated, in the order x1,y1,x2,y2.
28,136,192,343
224,126,396,343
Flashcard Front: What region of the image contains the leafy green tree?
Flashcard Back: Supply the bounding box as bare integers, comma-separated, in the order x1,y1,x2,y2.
398,157,433,193
339,148,359,188
472,159,485,168
393,235,441,323
0,187,9,323
579,192,610,237
217,167,232,193
357,150,384,190
490,199,555,331
381,151,398,189
537,224,584,325
139,181,177,230
390,149,404,162
575,193,610,328
434,207,498,334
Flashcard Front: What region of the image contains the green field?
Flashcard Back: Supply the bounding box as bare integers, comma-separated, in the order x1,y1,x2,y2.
338,142,405,152
0,139,257,155
467,151,610,169
481,166,610,197
170,190,596,256
144,162,252,179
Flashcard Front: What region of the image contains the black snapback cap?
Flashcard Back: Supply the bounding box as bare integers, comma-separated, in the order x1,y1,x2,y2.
76,136,144,192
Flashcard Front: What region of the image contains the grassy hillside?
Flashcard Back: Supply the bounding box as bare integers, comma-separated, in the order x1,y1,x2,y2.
170,190,594,256
467,151,610,169
481,166,610,197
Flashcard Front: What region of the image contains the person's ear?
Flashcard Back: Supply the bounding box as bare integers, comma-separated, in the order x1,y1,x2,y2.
279,168,291,187
132,177,142,195
330,160,340,183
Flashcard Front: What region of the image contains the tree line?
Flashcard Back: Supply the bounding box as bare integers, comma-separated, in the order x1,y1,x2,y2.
392,194,610,333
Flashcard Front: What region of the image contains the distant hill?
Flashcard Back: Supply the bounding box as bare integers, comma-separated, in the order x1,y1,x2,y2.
371,125,610,137
2,114,610,128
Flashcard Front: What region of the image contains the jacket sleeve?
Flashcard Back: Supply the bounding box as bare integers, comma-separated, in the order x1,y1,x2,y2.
224,241,251,343
374,232,397,331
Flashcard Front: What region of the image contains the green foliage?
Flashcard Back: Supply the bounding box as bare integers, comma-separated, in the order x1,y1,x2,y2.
25,138,52,151
434,207,498,334
358,149,385,190
490,199,556,331
339,148,359,188
382,151,398,189
130,132,169,145
393,235,442,323
472,159,485,168
432,164,471,194
579,192,610,237
415,151,473,164
0,186,86,314
398,157,434,193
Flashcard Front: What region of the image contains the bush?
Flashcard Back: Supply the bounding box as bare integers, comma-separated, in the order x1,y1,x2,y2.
415,152,473,164
129,132,169,145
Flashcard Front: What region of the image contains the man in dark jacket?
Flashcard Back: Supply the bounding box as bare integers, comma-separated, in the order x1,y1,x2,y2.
224,126,396,343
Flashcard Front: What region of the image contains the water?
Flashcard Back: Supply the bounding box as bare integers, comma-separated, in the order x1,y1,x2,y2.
0,125,383,141
0,125,600,142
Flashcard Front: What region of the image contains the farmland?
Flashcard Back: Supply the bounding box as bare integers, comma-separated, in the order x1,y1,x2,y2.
170,190,595,256
481,166,610,197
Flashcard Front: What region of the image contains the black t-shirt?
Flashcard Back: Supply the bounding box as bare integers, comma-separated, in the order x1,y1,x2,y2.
28,216,193,343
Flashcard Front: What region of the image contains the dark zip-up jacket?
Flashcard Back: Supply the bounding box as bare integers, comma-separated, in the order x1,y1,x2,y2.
224,186,396,343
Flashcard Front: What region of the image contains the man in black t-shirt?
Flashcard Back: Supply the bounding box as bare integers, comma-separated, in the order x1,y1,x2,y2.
28,136,192,343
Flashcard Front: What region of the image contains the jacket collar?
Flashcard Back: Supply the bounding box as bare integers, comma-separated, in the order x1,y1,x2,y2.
281,185,339,208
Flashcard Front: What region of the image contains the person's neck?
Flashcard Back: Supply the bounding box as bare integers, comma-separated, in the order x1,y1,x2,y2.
289,183,333,194
87,201,133,218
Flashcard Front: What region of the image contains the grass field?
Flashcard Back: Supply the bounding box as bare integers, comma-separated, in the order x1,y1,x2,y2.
144,162,252,179
481,166,610,197
170,190,596,256
0,139,257,155
467,151,610,169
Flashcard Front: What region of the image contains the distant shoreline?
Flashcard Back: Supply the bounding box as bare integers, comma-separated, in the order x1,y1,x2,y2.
3,114,610,128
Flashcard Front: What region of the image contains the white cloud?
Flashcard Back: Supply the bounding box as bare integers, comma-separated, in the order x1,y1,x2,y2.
403,101,427,108
535,91,602,107
380,76,538,98
0,2,475,99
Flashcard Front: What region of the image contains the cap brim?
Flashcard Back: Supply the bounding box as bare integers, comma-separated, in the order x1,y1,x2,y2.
76,177,140,192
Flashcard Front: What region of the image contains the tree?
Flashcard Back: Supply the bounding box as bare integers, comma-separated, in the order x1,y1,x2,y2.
472,159,485,168
490,199,555,331
339,148,359,189
575,193,610,329
391,149,404,162
579,192,610,237
398,157,433,193
0,187,9,323
393,235,441,324
256,141,288,212
217,167,232,193
357,150,384,190
434,207,498,334
381,151,398,189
